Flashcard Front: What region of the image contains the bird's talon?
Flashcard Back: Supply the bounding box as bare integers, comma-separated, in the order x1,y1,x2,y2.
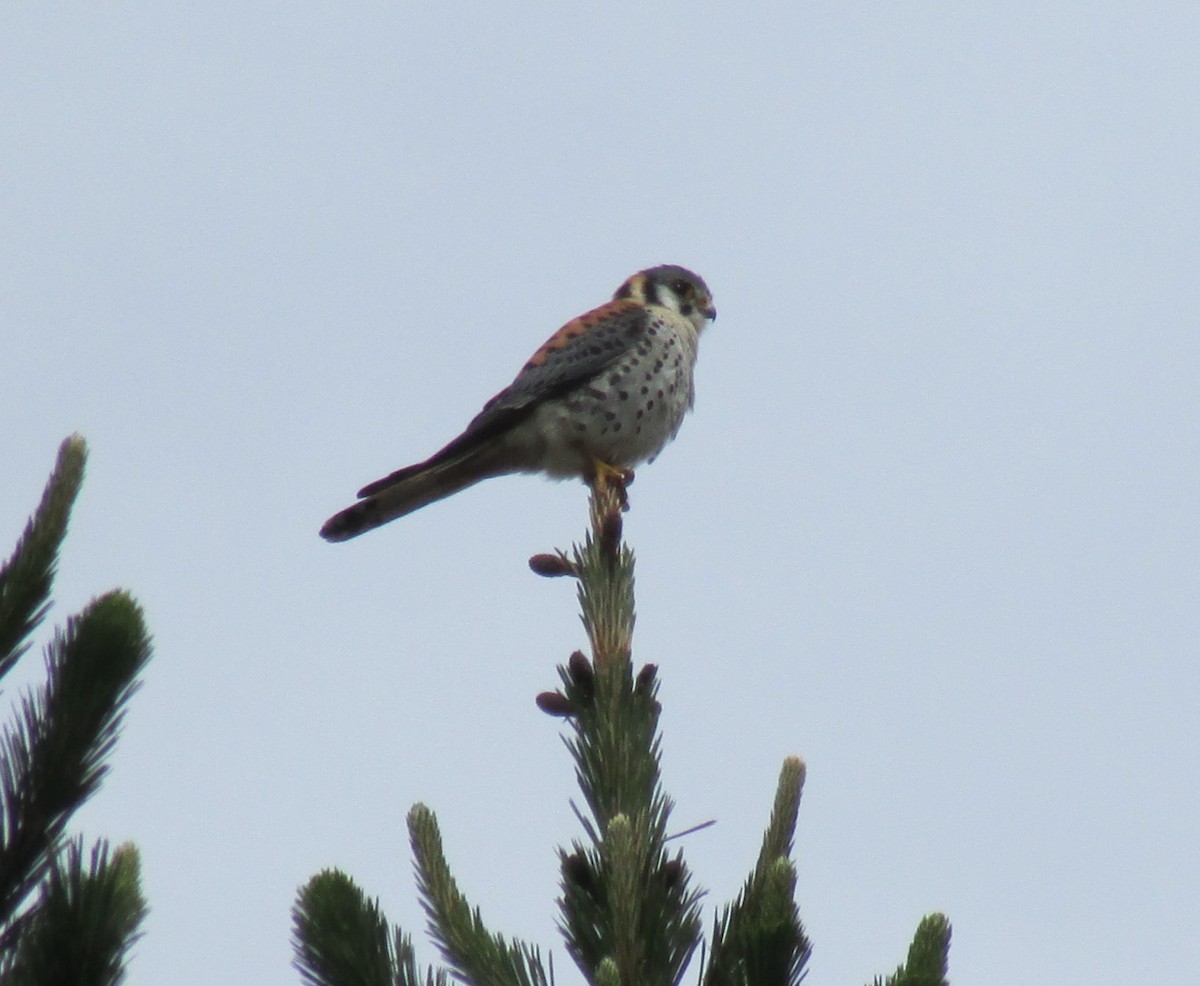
619,469,634,510
587,460,632,510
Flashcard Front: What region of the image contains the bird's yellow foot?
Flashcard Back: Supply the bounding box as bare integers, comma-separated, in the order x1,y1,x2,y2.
587,459,634,510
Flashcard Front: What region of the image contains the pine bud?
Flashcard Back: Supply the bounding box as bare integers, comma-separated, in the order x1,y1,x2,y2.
600,509,623,562
536,691,573,717
563,851,599,899
662,857,684,888
635,663,658,694
528,553,576,577
568,650,595,703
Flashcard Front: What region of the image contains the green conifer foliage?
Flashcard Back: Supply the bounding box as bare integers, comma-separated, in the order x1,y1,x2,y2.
294,478,950,986
0,437,151,984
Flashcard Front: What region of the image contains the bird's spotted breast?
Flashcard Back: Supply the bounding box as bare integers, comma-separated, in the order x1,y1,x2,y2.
520,308,698,476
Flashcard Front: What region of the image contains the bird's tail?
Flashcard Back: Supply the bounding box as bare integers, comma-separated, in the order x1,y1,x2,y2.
320,448,502,542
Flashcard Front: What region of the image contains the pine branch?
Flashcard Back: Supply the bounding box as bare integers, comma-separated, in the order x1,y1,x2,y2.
704,757,811,986
300,475,951,986
292,869,448,986
0,591,151,929
552,481,702,986
870,913,951,986
409,803,549,986
0,436,86,680
0,838,146,986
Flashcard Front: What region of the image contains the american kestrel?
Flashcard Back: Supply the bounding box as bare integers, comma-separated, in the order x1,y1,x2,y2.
320,264,715,541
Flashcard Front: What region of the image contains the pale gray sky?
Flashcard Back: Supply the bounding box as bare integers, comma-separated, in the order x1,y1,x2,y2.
3,3,1198,984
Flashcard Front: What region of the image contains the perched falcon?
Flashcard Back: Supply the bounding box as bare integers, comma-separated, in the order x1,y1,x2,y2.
320,264,715,541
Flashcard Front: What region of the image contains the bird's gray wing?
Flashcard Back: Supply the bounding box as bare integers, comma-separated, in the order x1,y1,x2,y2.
355,298,647,498
463,297,649,438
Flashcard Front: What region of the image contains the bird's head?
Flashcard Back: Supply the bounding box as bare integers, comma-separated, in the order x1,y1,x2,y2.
615,265,716,333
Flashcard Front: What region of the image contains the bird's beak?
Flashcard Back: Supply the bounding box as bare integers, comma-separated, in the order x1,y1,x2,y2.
703,303,717,321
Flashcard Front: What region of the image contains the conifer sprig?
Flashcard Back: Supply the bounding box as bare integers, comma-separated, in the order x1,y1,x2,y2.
0,592,151,928
0,436,151,982
871,913,951,986
409,804,549,986
293,868,448,986
704,757,811,986
555,480,702,986
0,435,86,678
3,838,147,986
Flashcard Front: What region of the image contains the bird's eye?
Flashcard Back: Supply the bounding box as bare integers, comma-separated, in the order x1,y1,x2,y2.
671,279,691,296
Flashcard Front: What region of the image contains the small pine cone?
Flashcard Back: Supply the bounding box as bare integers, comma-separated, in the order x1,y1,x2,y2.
568,650,595,702
529,553,576,577
566,849,595,887
563,851,595,894
635,663,658,694
600,509,623,561
662,857,684,888
536,691,573,717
